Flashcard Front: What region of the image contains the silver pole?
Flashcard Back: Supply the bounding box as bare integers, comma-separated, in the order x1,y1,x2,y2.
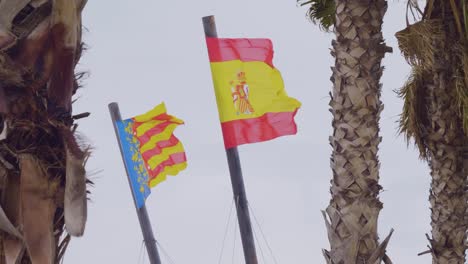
202,15,259,264
108,102,162,264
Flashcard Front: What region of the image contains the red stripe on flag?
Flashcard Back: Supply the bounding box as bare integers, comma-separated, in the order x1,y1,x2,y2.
148,152,187,180
221,111,298,149
140,135,180,162
134,121,172,146
133,113,172,128
206,37,274,68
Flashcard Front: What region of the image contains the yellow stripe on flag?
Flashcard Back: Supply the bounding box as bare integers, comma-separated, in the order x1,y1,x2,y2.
135,119,167,137
210,60,301,122
139,123,180,153
145,142,185,169
148,162,188,188
133,103,167,122
134,116,183,138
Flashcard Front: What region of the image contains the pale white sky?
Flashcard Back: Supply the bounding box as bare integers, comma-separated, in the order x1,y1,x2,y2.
68,1,431,263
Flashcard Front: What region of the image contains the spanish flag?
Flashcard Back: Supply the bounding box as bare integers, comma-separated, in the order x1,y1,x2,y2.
116,103,187,208
206,38,301,149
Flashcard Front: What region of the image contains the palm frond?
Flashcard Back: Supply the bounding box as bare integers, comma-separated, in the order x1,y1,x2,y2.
449,0,464,38
406,0,423,24
454,76,468,134
463,0,468,40
395,20,444,69
0,54,25,87
455,45,468,134
423,0,435,19
398,65,432,159
298,0,335,31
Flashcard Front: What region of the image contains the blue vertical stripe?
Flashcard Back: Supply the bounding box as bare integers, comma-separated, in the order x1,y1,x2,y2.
116,119,151,208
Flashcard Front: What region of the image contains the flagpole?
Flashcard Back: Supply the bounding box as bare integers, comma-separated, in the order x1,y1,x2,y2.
202,15,259,264
108,102,162,264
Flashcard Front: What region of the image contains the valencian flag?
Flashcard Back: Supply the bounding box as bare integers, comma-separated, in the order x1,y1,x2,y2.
206,38,301,148
116,103,187,208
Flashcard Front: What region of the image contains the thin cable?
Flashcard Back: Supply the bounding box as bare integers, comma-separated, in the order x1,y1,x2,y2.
143,242,147,264
138,240,145,264
218,198,235,264
231,219,238,264
156,240,177,264
252,221,267,264
248,202,280,264
232,196,239,264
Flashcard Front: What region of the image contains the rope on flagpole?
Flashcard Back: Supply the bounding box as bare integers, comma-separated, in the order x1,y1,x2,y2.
138,240,145,264
218,198,235,264
248,202,280,264
252,221,267,263
155,240,177,264
232,196,240,264
143,242,147,264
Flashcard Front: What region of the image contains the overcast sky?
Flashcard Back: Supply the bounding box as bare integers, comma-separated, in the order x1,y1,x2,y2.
67,1,432,263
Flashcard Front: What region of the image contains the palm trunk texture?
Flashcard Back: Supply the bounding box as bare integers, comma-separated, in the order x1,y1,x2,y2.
322,1,393,263
426,69,467,264
426,4,467,261
0,0,90,263
395,0,467,262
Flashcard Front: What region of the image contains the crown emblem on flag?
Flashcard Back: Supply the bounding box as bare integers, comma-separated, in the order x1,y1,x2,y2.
230,71,254,115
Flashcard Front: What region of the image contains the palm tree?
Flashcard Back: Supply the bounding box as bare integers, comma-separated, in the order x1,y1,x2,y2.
298,0,393,263
395,1,467,263
0,0,89,263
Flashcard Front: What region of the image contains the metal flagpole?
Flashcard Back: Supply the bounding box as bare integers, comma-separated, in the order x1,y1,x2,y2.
202,15,259,264
109,102,162,264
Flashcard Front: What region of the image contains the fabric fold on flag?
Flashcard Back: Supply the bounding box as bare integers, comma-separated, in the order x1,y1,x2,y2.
116,103,187,208
206,37,301,148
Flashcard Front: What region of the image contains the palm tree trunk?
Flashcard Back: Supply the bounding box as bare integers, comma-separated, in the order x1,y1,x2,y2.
425,34,467,264
322,0,392,263
420,2,468,262
426,110,467,264
0,0,89,262
19,154,57,264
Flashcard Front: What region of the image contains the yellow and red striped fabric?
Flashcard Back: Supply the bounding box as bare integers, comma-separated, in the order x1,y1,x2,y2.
131,103,187,187
206,37,301,148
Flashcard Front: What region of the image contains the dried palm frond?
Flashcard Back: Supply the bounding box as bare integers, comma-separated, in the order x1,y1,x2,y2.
11,1,52,40
0,0,91,262
398,65,432,158
463,45,468,87
448,0,464,37
454,74,468,134
297,0,335,31
463,0,468,39
0,54,24,88
395,20,443,69
55,208,70,264
454,45,468,134
406,0,424,23
423,0,435,19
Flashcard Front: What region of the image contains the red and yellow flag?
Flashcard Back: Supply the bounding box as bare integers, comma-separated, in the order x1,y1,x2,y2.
116,103,187,208
206,38,301,148
131,103,187,188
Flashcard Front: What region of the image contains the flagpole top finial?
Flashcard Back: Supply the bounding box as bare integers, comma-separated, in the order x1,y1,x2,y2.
202,15,217,38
